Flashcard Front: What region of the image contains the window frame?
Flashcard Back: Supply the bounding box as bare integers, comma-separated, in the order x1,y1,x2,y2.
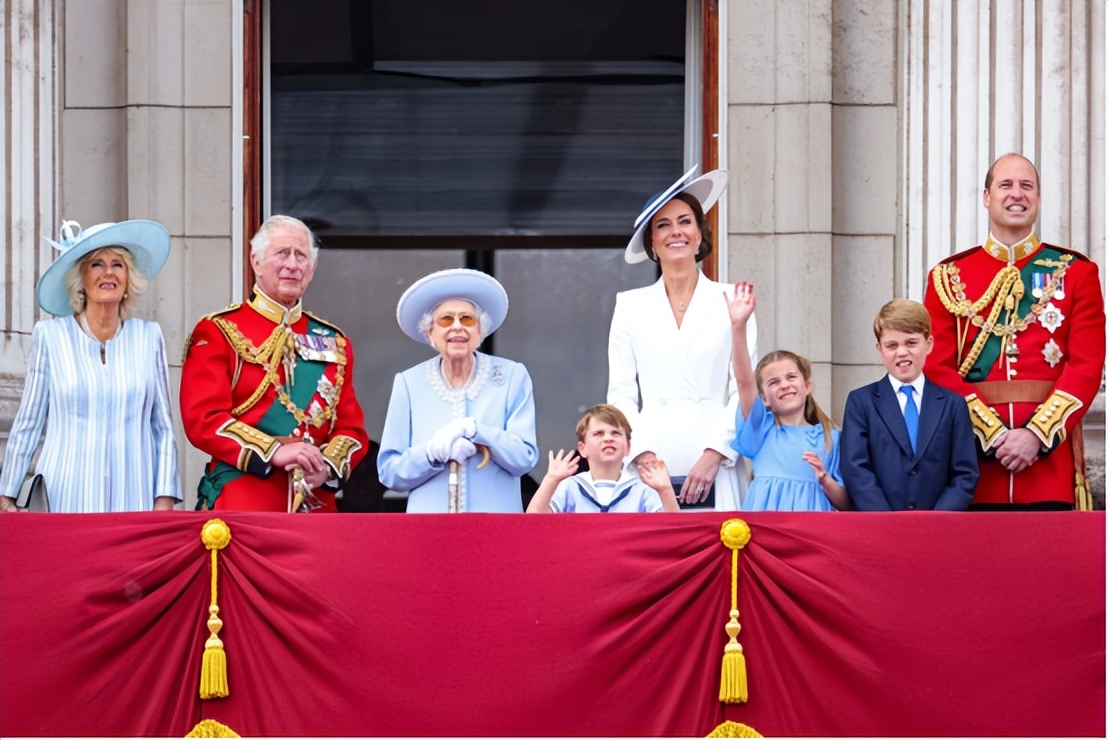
241,0,721,292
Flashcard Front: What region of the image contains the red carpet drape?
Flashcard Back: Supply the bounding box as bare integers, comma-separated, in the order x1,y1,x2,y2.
0,511,1103,737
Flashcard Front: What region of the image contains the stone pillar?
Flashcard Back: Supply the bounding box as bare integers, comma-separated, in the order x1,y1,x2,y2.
725,0,900,415
1,0,58,460
725,0,837,404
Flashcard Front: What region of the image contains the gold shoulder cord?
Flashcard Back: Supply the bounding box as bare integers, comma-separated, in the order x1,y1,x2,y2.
213,317,282,416
931,264,1021,377
212,316,347,426
931,260,1069,378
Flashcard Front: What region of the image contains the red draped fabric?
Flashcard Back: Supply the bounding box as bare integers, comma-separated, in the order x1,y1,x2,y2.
0,511,1103,737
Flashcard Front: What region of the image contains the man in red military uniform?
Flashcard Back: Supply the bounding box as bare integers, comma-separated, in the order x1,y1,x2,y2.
923,153,1105,510
181,215,368,512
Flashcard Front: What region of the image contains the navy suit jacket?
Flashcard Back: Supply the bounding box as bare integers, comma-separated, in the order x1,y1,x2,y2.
841,376,978,510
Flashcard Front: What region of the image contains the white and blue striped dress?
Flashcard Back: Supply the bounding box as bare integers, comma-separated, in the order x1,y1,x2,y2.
0,315,182,512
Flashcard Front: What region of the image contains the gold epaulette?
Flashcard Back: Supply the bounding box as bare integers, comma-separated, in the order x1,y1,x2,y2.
1026,390,1082,450
182,304,244,363
965,394,1006,450
304,310,348,338
1045,244,1092,262
322,435,363,479
202,303,243,321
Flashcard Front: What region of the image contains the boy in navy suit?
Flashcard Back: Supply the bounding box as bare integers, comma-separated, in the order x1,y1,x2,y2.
841,300,978,510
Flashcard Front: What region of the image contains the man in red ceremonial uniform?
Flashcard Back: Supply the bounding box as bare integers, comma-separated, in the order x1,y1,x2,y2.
923,153,1106,510
180,215,368,512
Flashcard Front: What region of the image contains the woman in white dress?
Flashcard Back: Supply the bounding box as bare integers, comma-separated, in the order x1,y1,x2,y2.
607,168,757,510
0,220,182,513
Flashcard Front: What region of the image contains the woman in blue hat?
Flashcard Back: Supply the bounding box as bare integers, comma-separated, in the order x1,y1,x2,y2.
607,167,758,511
378,268,539,512
0,220,182,512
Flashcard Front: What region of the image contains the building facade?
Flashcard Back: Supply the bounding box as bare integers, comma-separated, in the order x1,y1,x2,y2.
3,0,1104,507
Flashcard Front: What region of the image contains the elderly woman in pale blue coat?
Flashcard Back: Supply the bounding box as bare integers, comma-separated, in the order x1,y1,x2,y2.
0,220,182,513
378,269,538,512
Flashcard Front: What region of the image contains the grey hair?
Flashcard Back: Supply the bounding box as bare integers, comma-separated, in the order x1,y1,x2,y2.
65,247,148,319
250,214,319,265
417,300,491,346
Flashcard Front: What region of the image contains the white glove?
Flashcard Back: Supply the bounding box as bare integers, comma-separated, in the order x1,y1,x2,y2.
426,417,477,464
456,416,477,439
448,437,477,463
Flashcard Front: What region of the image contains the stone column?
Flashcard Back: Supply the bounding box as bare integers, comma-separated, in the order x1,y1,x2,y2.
1,0,58,456
725,0,837,404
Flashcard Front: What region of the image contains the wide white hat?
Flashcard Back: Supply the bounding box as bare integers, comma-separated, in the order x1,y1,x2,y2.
396,268,509,344
624,166,729,264
36,219,171,316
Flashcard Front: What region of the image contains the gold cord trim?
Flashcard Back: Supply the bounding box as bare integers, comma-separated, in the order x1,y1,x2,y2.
213,317,346,428
1026,390,1081,449
321,435,363,479
965,394,1006,450
930,257,1070,377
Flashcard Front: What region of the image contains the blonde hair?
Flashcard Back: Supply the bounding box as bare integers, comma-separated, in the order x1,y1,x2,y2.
872,299,931,341
65,247,148,318
754,350,836,452
575,404,632,444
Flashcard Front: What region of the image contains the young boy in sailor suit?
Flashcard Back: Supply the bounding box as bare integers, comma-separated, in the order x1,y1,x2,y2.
527,404,680,513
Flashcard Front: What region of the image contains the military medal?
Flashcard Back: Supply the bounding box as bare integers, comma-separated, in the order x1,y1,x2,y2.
1030,272,1047,299
1005,341,1020,358
296,332,339,362
1037,303,1064,334
317,375,337,405
1042,339,1063,368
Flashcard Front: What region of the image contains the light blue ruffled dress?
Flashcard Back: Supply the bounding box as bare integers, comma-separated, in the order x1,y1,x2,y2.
732,397,842,512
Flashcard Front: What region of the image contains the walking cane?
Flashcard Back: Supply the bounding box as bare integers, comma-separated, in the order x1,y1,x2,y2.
448,461,461,513
447,445,492,513
287,466,322,513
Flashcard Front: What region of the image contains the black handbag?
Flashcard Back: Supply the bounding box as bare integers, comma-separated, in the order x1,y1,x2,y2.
15,474,50,512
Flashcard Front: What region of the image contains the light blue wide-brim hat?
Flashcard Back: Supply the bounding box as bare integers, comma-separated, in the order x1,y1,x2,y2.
624,165,729,264
36,219,171,316
396,268,509,344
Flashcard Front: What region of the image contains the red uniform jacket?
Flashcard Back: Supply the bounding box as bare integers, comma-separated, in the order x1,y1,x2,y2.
923,235,1105,506
180,290,368,511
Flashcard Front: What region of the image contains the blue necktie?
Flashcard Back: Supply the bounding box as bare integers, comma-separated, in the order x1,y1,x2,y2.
899,385,919,453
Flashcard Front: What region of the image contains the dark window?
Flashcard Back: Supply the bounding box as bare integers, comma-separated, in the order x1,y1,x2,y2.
269,0,686,243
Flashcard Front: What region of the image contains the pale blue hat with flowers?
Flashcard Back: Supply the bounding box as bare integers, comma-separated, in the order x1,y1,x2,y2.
624,165,729,264
396,268,509,344
36,219,171,316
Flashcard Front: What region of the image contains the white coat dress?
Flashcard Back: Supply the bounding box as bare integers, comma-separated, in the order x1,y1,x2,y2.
607,272,757,510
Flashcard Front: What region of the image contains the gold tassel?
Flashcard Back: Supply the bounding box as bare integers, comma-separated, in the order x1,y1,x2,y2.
1075,472,1092,512
706,720,764,737
199,519,232,699
719,518,751,704
186,719,241,738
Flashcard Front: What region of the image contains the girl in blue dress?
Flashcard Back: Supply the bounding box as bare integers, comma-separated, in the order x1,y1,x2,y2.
725,282,849,511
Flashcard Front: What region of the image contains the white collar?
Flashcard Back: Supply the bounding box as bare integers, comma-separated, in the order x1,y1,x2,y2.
888,374,925,398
